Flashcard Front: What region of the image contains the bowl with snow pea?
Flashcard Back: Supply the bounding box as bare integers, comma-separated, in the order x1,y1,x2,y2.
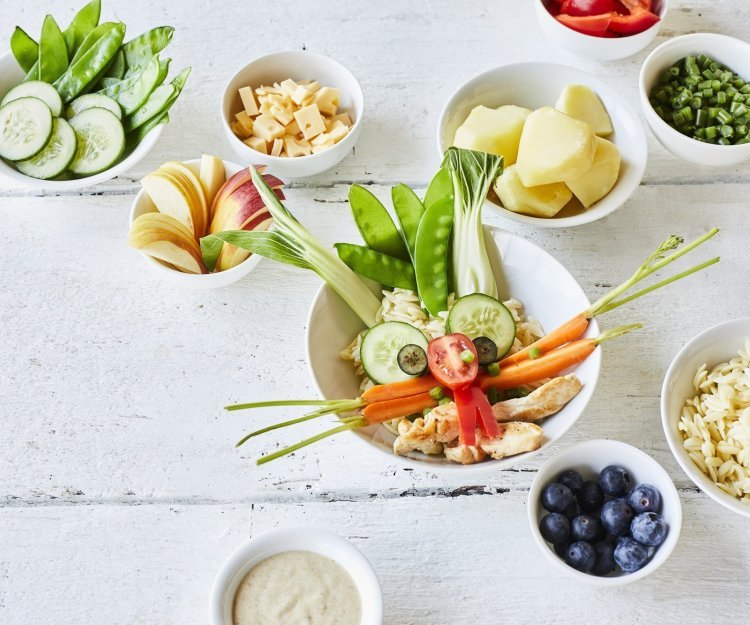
0,1,190,189
640,33,750,166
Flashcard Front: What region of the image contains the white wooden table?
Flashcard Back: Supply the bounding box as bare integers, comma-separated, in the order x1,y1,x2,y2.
2,1,749,623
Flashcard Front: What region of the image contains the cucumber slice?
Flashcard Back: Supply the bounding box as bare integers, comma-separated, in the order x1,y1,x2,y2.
446,293,516,359
1,80,63,117
16,118,77,179
360,321,429,385
0,97,53,161
68,108,125,176
66,94,122,120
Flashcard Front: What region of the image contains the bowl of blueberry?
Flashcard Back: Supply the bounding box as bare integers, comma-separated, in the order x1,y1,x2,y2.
528,439,682,585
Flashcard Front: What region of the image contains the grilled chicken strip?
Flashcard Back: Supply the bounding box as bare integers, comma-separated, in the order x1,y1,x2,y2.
444,422,544,464
393,375,581,458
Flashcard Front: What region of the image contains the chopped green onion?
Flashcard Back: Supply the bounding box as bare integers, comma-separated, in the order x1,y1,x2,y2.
429,386,445,401
487,387,499,405
460,349,475,364
487,362,500,377
422,407,432,417
439,397,452,405
528,347,542,360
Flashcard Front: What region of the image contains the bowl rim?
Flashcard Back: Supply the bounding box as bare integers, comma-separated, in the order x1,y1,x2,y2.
437,61,648,228
220,49,365,163
0,50,164,190
305,224,601,473
639,33,750,155
527,438,683,586
128,157,262,282
659,316,750,519
208,526,383,625
534,0,669,41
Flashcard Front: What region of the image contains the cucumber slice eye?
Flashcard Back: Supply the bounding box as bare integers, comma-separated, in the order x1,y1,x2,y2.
360,321,429,384
446,293,517,359
472,336,498,366
0,96,53,161
397,344,428,376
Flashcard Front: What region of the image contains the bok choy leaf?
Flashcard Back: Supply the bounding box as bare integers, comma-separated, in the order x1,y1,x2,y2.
443,147,504,299
201,166,381,328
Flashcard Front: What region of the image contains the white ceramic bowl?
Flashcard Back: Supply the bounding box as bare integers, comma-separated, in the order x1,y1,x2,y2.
528,439,682,586
209,527,383,625
640,33,750,167
129,158,263,289
534,0,668,61
306,226,601,472
661,317,750,518
438,62,647,228
221,51,364,179
0,51,162,191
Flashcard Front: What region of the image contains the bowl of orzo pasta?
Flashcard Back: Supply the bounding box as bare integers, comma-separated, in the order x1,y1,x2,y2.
661,317,750,517
305,226,601,471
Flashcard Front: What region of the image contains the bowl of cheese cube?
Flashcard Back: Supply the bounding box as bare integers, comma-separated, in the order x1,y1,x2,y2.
221,51,363,178
438,62,648,228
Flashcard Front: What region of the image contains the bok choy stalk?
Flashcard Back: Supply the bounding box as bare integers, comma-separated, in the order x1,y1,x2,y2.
443,147,504,299
201,167,381,328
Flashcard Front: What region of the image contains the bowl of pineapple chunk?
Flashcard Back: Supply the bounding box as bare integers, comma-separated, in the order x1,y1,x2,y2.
221,51,364,178
438,62,647,228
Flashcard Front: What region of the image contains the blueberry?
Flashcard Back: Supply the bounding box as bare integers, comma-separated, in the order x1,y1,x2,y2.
599,465,632,497
540,512,570,544
628,484,662,514
614,537,650,572
630,512,668,547
558,469,583,494
564,541,597,573
562,499,580,520
601,498,635,536
577,480,604,512
570,515,601,542
554,541,569,558
541,482,574,513
592,541,616,576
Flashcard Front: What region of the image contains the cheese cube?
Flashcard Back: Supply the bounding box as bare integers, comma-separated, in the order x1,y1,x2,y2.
327,120,349,143
271,138,283,157
270,104,294,126
284,137,312,157
231,121,250,139
244,136,267,154
238,87,259,116
252,114,285,142
234,111,254,136
311,132,331,146
279,79,298,97
291,85,311,106
313,87,339,116
285,118,301,136
332,112,352,127
299,80,321,93
294,104,326,140
312,139,335,154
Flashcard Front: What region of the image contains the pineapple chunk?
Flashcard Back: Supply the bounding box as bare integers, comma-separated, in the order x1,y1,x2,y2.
494,164,572,218
564,137,621,208
453,105,531,165
556,84,613,137
515,107,596,187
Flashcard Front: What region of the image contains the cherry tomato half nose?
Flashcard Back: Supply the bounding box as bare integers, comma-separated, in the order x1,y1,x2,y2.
426,333,479,390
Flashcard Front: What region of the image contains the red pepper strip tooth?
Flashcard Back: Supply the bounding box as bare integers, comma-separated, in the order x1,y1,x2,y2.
454,386,477,446
472,386,500,438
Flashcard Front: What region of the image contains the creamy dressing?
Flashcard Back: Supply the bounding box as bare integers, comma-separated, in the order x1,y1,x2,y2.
233,550,362,625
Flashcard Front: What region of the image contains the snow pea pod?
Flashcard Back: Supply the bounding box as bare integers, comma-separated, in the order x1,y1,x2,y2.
122,27,174,75
414,197,453,316
423,166,453,209
98,54,161,115
39,15,68,83
126,112,168,149
62,0,101,57
103,49,125,79
124,83,174,132
334,243,417,291
348,184,410,261
391,183,425,263
69,22,118,66
10,27,38,74
155,57,171,86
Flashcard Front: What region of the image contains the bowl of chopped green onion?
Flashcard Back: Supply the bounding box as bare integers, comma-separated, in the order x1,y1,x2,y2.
640,33,750,166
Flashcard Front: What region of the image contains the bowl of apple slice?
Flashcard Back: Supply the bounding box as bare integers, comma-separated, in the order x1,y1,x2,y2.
128,155,284,289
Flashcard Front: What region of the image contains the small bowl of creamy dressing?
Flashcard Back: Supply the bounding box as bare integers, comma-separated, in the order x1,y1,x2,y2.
210,527,383,625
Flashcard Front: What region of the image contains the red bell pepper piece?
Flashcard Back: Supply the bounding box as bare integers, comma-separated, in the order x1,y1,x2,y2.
558,0,620,17
619,0,652,11
454,386,477,447
607,7,660,35
471,386,499,438
556,13,612,37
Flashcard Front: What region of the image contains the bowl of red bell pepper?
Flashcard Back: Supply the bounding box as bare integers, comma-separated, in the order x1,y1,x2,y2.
535,0,668,61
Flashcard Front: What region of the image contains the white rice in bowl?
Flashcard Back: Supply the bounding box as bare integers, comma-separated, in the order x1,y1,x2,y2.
679,337,750,503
